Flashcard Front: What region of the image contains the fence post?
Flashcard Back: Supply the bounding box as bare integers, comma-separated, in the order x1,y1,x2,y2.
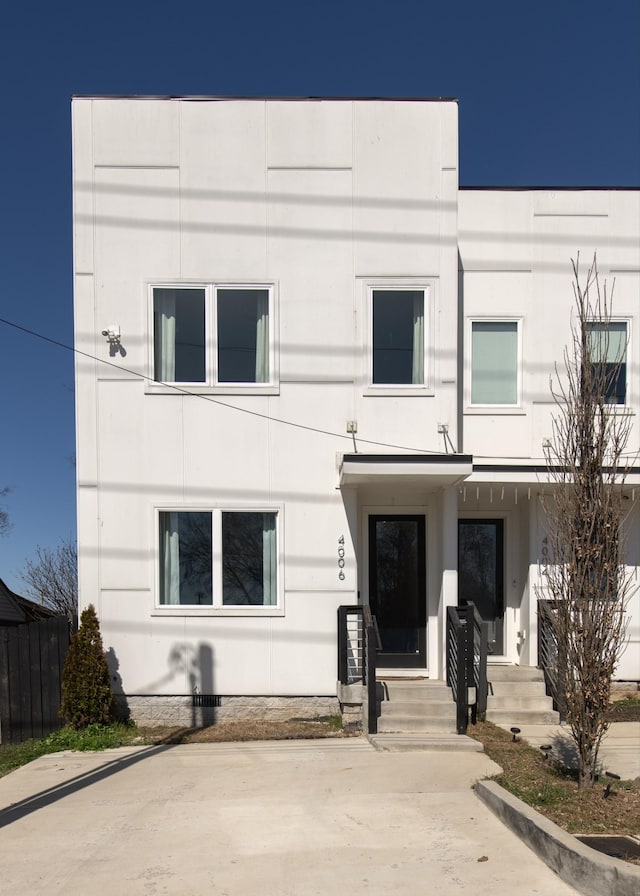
0,628,11,744
456,620,468,734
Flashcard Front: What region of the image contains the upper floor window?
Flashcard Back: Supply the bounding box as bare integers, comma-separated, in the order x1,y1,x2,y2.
370,288,427,387
471,320,519,406
152,284,273,388
154,288,206,383
585,321,627,405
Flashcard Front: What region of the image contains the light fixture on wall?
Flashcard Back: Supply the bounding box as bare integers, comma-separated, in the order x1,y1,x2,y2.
346,420,358,453
101,325,121,345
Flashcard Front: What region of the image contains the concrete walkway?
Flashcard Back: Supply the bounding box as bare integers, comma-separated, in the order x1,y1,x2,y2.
501,722,640,781
0,738,579,896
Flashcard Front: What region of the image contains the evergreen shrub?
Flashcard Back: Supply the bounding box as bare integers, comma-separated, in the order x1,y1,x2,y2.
60,604,116,729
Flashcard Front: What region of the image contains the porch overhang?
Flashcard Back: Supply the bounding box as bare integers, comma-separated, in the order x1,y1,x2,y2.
339,453,473,489
470,461,640,488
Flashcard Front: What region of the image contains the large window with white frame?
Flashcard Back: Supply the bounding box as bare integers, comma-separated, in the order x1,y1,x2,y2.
158,509,279,608
152,284,274,388
366,285,431,390
470,319,520,406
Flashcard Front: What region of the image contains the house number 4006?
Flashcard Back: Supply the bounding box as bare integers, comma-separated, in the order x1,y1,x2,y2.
338,535,346,580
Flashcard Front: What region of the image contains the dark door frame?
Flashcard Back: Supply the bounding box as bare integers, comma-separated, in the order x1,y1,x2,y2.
458,517,505,655
368,513,427,668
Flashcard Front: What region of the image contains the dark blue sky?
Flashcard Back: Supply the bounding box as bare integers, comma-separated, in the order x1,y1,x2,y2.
0,0,638,592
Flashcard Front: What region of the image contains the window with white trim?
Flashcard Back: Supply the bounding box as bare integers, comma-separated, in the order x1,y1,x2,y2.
158,510,278,607
152,285,273,386
471,320,519,406
370,288,427,386
585,321,627,405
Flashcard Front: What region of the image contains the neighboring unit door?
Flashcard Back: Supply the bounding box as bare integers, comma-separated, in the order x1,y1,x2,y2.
369,515,426,668
458,519,504,655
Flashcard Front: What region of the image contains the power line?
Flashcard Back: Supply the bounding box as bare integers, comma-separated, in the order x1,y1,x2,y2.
0,315,442,455
4,314,637,462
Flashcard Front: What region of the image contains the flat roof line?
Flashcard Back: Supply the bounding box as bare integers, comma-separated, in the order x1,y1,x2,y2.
71,94,459,103
461,185,640,192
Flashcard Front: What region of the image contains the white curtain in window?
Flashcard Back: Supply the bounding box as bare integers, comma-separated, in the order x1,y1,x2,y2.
154,291,176,381
587,322,627,362
255,291,269,383
262,513,277,606
160,512,180,605
472,322,518,404
412,293,424,385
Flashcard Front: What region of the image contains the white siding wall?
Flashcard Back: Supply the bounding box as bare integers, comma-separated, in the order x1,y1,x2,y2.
73,98,460,697
459,189,640,461
459,189,640,679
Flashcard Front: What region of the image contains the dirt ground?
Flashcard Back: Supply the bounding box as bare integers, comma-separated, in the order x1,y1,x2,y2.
137,716,349,745
470,721,640,844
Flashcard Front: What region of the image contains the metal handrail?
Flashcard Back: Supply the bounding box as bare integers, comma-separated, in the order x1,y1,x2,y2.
538,599,567,721
470,603,489,722
446,602,488,734
337,604,378,733
363,605,378,734
337,605,363,685
446,606,469,733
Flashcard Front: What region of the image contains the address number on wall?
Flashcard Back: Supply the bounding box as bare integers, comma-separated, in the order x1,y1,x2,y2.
338,534,345,580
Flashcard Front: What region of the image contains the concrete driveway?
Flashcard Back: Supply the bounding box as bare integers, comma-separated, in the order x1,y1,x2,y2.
0,739,577,895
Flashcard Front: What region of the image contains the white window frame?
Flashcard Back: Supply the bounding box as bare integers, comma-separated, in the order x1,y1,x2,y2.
466,317,523,413
152,504,284,616
146,281,279,395
361,279,435,396
584,318,630,409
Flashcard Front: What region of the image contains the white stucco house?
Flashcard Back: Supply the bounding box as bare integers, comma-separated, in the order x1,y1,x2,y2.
72,96,640,727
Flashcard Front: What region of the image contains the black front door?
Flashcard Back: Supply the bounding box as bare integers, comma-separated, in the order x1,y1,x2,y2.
369,515,426,668
458,519,504,654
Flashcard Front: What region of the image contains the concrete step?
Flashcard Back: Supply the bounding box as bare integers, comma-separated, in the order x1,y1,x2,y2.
487,695,558,712
369,733,483,753
377,714,457,734
381,700,457,719
379,679,451,690
487,665,544,682
485,707,560,726
489,681,548,697
381,685,454,704
484,665,558,725
376,678,457,734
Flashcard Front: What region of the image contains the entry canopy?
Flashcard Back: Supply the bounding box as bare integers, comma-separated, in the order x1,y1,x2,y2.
339,453,473,489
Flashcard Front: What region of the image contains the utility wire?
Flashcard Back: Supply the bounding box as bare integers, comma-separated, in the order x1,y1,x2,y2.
4,315,638,462
0,315,443,455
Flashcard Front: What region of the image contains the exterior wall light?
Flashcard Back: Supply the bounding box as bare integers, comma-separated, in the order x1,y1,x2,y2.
101,325,121,345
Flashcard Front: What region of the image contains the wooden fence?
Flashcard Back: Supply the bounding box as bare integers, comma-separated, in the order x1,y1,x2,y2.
0,616,71,745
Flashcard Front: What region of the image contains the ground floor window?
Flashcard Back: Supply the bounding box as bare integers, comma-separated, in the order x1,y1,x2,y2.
158,510,278,607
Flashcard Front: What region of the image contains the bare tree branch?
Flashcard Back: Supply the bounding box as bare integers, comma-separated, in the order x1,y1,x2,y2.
21,539,78,624
539,254,634,788
0,486,10,536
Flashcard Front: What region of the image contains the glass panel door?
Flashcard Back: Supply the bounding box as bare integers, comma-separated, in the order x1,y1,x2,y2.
458,519,504,654
369,515,426,668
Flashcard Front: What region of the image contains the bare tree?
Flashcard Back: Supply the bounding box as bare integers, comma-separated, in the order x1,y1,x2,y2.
0,486,10,536
540,254,633,788
22,539,78,624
